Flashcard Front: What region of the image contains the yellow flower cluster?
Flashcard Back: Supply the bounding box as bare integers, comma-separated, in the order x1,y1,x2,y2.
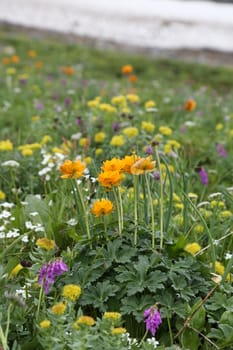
0,139,13,151
184,242,202,256
36,237,56,251
62,284,81,301
103,312,121,320
73,316,95,328
51,303,66,315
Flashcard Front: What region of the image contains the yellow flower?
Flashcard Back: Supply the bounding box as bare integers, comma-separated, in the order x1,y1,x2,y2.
175,203,184,210
216,123,223,131
144,100,156,109
0,140,13,151
36,238,56,251
213,262,230,282
21,148,33,156
91,199,113,217
51,303,66,315
6,67,16,75
98,171,123,188
121,64,133,75
9,264,23,278
188,192,198,199
126,94,140,104
184,99,196,112
84,156,92,165
184,243,201,256
40,320,51,329
103,312,121,320
164,144,172,154
174,215,183,227
41,135,52,145
98,103,116,113
131,156,156,175
111,96,127,108
0,191,6,201
87,99,100,108
52,147,65,154
79,138,88,147
110,135,125,147
173,193,181,202
219,210,232,219
111,327,127,335
123,127,139,138
60,160,86,179
193,224,204,234
94,132,106,143
167,140,181,149
95,148,103,156
31,115,40,122
141,121,155,133
159,126,172,136
73,316,95,328
62,284,81,302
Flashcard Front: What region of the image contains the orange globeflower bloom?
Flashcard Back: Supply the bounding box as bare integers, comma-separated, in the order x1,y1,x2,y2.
91,199,113,217
2,57,10,65
121,155,139,174
35,61,43,68
11,55,20,63
121,64,133,75
60,159,86,179
28,50,37,58
98,171,123,188
131,156,156,175
101,158,123,172
185,99,196,112
128,74,138,83
61,66,75,76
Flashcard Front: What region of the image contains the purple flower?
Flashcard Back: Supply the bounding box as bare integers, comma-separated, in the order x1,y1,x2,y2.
144,306,162,336
35,102,44,111
38,259,68,294
199,167,208,186
152,170,160,181
64,97,71,107
112,122,120,132
217,144,227,158
145,145,153,155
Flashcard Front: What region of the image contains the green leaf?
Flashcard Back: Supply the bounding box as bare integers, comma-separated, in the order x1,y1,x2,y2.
219,310,233,327
190,300,206,331
24,194,49,228
181,328,200,350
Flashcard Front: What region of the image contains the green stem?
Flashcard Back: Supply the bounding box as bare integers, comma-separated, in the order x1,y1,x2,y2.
113,188,122,236
117,187,124,233
167,316,173,345
0,325,7,350
138,330,148,347
155,147,164,250
145,174,155,250
5,304,12,346
36,285,44,321
133,175,138,246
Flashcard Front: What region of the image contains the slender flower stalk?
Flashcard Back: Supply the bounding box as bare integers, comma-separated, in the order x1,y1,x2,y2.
117,187,124,233
74,180,91,243
113,187,122,236
133,174,139,246
155,147,164,250
145,174,155,249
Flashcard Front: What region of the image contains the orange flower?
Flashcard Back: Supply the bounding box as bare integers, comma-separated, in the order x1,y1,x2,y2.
101,158,123,172
128,74,138,83
185,99,196,112
60,159,86,179
11,55,20,63
131,156,156,175
2,57,10,65
121,155,139,174
35,61,43,68
121,64,133,75
98,171,123,188
61,66,75,76
28,50,37,58
91,199,113,217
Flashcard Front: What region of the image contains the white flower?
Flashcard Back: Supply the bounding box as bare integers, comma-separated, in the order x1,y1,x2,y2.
1,160,20,167
29,212,39,217
67,218,77,226
225,252,232,260
0,202,14,208
0,210,12,219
